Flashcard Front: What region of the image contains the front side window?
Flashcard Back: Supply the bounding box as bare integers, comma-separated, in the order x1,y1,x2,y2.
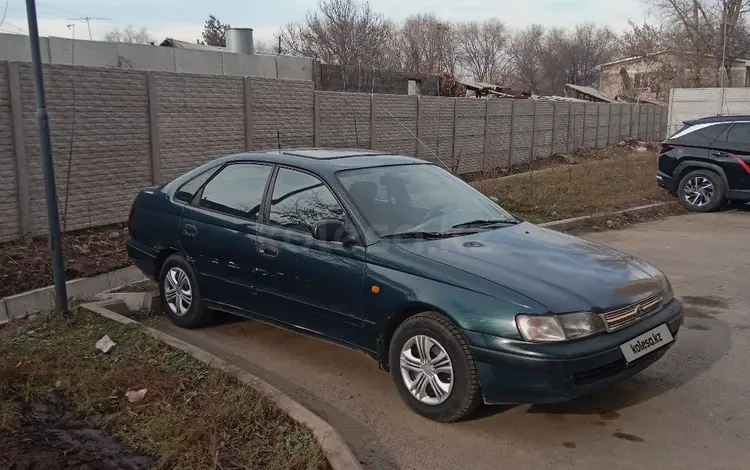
337,164,516,236
268,168,345,235
198,163,271,220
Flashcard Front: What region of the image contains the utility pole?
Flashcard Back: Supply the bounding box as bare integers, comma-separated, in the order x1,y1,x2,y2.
26,0,68,314
68,16,109,40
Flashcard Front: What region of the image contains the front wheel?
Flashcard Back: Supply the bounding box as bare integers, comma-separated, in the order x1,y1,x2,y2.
389,312,482,422
677,169,725,212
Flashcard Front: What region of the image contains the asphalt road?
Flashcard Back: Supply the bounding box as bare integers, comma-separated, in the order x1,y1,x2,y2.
149,211,750,470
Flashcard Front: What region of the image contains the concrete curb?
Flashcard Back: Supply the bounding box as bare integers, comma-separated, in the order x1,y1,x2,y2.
80,300,364,470
539,202,678,232
0,266,145,324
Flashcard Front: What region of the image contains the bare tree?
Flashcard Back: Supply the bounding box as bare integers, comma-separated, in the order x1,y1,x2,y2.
201,14,230,47
277,0,394,68
455,19,513,83
509,25,546,92
104,26,154,44
396,14,457,74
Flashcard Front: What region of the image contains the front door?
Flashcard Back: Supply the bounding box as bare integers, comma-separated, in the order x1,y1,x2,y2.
179,162,273,311
254,167,368,347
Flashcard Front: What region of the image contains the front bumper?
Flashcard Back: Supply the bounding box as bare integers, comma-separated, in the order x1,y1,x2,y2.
466,299,684,404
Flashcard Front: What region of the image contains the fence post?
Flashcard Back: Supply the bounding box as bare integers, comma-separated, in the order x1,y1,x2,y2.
483,99,489,163
582,103,588,148
370,94,376,150
146,72,161,184
594,104,601,148
607,104,613,146
7,62,31,239
415,95,422,158
619,104,625,142
530,100,537,162
244,77,253,151
566,103,572,153
313,91,321,147
550,103,557,155
508,101,516,168
452,98,459,170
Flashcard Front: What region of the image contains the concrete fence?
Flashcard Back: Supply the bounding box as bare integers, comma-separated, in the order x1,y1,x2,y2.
0,60,667,243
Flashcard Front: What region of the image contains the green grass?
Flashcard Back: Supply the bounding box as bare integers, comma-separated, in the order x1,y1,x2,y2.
473,151,672,223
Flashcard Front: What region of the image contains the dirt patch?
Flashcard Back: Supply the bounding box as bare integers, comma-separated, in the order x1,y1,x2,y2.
110,279,158,293
558,204,687,235
0,224,131,299
0,311,329,470
1,394,153,469
476,149,675,224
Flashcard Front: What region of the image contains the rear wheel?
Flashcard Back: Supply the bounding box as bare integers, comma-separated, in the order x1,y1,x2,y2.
159,253,213,328
389,312,482,422
678,169,725,212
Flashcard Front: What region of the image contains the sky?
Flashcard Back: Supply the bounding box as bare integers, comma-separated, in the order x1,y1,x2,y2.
0,0,651,45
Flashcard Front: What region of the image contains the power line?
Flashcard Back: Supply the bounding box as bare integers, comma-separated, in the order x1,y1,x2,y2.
0,0,9,30
67,15,109,40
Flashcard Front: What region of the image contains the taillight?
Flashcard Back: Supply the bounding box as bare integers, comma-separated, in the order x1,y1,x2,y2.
660,143,674,153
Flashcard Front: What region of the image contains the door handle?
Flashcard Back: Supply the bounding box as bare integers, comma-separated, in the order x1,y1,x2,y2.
183,223,197,237
258,244,278,258
712,151,729,157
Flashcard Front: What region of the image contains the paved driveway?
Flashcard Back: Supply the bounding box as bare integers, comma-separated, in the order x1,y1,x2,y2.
149,211,750,470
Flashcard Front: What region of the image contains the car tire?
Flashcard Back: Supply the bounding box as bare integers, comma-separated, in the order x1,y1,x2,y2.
677,169,725,212
159,253,212,328
389,311,482,422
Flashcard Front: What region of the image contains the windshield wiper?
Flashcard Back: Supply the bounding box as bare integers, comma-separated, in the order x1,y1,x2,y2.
382,230,465,240
451,219,519,229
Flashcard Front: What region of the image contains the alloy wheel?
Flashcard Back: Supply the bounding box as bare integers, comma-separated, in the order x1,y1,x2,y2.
399,335,454,405
683,176,714,207
164,267,192,316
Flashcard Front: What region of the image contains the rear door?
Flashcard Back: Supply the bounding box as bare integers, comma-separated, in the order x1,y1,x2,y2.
179,162,273,311
712,122,750,190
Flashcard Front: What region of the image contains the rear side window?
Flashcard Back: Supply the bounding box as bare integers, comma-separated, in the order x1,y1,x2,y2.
726,123,750,144
198,164,271,220
175,167,219,203
670,123,728,142
696,123,729,141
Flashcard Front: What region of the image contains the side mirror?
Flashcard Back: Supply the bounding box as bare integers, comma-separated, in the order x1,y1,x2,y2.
489,196,500,204
312,219,352,243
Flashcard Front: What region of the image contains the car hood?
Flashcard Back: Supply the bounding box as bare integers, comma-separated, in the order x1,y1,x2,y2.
396,222,662,313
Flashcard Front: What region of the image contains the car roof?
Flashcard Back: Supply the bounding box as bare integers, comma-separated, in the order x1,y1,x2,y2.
683,115,750,125
219,148,428,171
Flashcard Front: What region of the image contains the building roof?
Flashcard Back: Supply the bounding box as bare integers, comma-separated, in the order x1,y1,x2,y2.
599,51,750,69
565,84,615,103
159,38,226,52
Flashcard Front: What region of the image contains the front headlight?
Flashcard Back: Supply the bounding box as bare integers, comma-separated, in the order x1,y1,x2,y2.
516,312,606,342
655,272,674,305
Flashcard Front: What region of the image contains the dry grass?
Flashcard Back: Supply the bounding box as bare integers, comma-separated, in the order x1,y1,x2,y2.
475,150,672,223
0,310,329,470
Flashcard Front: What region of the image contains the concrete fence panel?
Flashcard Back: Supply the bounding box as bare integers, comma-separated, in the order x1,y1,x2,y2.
510,100,534,166
583,103,598,148
374,94,417,157
18,63,152,235
570,102,585,151
454,98,486,173
157,73,245,182
249,77,314,151
596,103,610,148
486,99,512,167
417,96,454,167
551,102,570,155
533,101,554,159
0,63,18,242
316,91,371,148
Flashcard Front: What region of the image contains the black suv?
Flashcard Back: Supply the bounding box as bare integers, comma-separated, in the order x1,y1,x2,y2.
658,115,750,211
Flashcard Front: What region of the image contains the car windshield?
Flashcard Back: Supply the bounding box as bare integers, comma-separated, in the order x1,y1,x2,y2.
337,164,517,237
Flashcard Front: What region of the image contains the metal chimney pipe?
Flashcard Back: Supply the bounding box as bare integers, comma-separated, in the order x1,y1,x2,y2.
226,28,254,54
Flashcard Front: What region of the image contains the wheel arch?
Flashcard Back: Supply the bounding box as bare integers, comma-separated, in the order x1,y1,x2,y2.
376,302,461,372
674,160,729,189
154,246,180,279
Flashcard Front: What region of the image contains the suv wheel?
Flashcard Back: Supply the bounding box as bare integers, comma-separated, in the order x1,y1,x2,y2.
159,253,213,328
389,312,482,422
678,169,725,212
